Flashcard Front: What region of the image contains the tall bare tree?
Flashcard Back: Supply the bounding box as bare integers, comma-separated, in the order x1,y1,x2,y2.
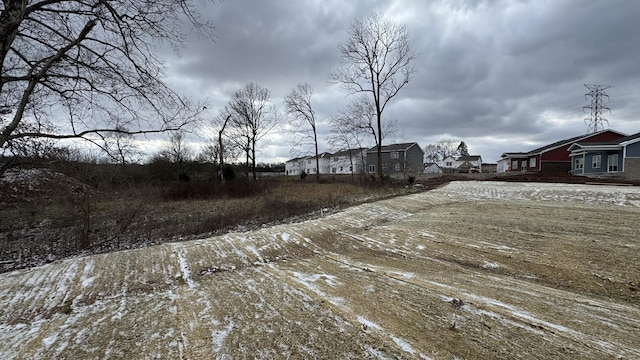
227,83,278,180
0,0,215,177
329,13,417,182
284,83,320,181
329,96,396,178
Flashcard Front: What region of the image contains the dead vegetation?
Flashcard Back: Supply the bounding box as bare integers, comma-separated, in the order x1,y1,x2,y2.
0,169,434,272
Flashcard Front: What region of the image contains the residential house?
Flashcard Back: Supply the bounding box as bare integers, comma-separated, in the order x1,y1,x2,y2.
423,162,442,174
568,131,640,179
498,130,627,173
440,155,483,173
366,142,424,178
441,155,457,173
330,148,367,175
303,152,331,175
284,157,305,176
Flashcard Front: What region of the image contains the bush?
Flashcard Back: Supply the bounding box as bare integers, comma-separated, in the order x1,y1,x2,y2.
300,170,307,180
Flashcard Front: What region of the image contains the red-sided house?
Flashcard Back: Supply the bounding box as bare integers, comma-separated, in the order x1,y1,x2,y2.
499,130,627,173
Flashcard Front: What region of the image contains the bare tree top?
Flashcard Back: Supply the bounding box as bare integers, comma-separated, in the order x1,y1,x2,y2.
329,12,418,113
1,0,216,148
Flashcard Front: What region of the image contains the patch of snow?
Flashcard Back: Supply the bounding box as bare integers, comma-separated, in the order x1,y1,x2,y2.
390,335,416,354
357,316,382,331
173,246,196,289
482,262,500,269
43,333,57,348
212,321,234,353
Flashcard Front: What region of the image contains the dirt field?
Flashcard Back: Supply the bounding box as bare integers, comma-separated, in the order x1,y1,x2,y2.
1,181,639,359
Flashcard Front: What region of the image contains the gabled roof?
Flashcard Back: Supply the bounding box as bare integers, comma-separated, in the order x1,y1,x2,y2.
527,129,627,155
308,152,332,160
366,142,421,153
502,129,628,158
500,152,528,159
331,148,366,157
568,131,640,152
619,131,640,146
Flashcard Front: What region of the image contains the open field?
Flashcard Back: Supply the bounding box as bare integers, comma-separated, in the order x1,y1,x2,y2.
1,181,639,359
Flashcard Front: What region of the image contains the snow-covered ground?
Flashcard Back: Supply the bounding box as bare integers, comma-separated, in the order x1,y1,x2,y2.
1,181,639,359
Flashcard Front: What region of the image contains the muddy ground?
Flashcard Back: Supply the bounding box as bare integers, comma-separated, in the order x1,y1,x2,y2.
1,181,639,359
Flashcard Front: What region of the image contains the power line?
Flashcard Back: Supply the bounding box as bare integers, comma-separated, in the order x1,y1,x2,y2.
583,84,611,133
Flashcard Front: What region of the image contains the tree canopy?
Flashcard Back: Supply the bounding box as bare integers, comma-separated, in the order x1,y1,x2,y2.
0,0,215,175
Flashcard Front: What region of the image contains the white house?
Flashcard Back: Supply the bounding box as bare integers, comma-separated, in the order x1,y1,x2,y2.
285,157,305,176
440,155,483,173
330,148,367,174
496,158,510,173
303,152,331,175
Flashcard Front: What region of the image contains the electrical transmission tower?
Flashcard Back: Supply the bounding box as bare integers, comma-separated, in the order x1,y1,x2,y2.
583,84,611,133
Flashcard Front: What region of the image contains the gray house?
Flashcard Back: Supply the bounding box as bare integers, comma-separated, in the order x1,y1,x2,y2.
367,142,424,178
568,131,640,180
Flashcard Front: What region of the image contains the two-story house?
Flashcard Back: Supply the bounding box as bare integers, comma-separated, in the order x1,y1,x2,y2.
330,148,367,175
366,142,424,178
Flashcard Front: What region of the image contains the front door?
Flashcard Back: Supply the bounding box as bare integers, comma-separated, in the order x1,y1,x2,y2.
607,154,619,172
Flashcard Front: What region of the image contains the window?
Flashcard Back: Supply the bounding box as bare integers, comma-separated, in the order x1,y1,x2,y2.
592,155,601,169
575,158,584,170
521,161,527,170
390,151,399,159
349,165,353,172
307,160,311,164
332,167,336,173
369,165,375,173
395,163,401,171
608,154,618,172
446,161,453,167
339,166,343,172
529,157,536,168
511,160,518,170
382,163,388,171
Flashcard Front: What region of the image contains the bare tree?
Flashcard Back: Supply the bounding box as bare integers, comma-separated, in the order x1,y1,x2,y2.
208,111,237,183
284,83,320,182
424,139,460,164
227,83,278,180
329,13,417,181
99,127,142,166
161,131,193,181
329,96,396,178
0,0,215,177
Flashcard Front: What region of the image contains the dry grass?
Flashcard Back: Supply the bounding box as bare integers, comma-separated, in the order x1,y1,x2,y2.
0,175,424,272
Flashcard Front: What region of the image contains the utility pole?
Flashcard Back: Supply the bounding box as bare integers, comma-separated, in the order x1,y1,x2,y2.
583,84,611,133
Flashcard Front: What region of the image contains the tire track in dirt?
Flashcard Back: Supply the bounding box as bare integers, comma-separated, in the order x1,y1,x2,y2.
1,181,639,359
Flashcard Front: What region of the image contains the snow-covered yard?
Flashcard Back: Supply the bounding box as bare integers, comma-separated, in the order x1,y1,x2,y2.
1,181,639,359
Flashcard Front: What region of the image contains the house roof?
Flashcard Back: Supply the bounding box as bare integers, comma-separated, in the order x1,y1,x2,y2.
366,142,421,153
502,129,628,158
500,152,529,159
619,131,640,146
568,131,640,152
331,148,366,157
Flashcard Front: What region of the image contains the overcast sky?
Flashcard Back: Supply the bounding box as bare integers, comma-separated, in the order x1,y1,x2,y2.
160,0,640,163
